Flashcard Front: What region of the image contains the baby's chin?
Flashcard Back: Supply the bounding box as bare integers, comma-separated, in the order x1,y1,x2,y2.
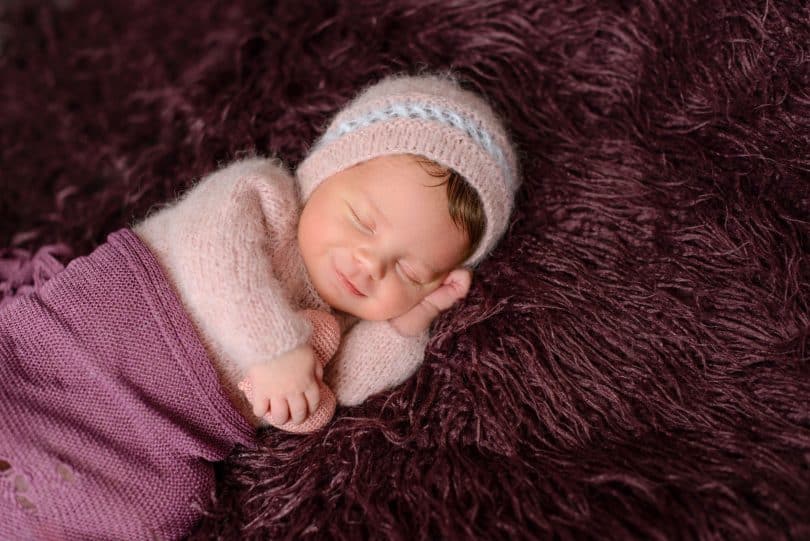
331,305,389,321
328,301,404,323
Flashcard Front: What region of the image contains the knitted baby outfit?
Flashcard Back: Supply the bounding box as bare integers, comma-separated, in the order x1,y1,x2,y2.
134,157,429,420
296,73,520,269
0,158,429,537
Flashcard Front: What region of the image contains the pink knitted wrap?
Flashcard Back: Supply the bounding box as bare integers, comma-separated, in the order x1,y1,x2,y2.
0,229,255,540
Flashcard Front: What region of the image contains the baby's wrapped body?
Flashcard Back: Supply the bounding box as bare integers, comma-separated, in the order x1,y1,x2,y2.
0,71,519,537
0,229,255,539
0,158,428,539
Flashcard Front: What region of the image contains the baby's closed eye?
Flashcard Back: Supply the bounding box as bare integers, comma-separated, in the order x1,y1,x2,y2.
397,262,422,285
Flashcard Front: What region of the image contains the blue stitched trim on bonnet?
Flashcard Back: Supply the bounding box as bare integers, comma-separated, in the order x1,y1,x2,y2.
314,101,514,187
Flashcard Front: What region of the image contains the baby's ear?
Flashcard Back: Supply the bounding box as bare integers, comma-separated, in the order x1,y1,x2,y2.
423,268,473,313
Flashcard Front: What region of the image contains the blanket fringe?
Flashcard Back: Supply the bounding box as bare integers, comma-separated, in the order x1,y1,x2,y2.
0,244,72,308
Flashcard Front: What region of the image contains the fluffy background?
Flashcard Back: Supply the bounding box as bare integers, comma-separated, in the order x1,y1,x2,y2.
1,0,808,539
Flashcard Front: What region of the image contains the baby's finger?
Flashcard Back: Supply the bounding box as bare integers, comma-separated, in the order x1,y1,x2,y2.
269,395,290,426
287,393,309,425
303,383,320,417
252,394,270,419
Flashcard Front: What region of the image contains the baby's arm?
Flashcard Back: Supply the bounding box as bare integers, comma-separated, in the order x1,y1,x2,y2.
134,158,315,409
325,320,430,406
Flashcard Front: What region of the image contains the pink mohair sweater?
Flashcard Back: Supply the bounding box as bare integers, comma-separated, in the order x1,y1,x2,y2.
134,157,430,414
0,157,429,539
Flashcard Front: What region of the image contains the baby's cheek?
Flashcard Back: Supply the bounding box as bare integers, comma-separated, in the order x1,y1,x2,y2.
371,286,411,319
400,287,427,312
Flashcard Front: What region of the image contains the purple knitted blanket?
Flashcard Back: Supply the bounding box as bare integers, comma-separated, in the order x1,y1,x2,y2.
0,229,254,539
1,0,808,539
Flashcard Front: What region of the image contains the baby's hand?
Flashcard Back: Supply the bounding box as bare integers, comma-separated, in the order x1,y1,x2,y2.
389,268,472,337
243,343,322,426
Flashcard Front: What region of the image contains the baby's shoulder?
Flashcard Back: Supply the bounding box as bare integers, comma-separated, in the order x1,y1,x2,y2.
213,156,297,198
199,156,301,225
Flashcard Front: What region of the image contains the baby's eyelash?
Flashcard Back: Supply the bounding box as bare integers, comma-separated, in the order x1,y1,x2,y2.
350,208,374,233
398,263,421,285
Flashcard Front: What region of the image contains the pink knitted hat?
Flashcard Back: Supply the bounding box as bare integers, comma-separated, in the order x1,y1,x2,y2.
296,73,520,268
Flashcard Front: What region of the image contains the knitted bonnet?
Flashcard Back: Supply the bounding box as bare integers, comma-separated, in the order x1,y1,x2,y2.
296,73,520,268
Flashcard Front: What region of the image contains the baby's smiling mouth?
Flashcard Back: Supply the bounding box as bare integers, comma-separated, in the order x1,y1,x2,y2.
337,269,365,296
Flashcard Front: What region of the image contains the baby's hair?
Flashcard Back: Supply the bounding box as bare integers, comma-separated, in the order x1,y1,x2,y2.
412,155,485,265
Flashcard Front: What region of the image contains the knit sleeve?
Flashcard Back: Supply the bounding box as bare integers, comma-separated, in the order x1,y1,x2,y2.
134,157,310,377
324,319,430,406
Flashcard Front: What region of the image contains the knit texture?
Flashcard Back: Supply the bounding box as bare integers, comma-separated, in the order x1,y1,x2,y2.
134,157,430,417
0,229,255,540
296,74,520,269
0,159,430,537
324,318,430,406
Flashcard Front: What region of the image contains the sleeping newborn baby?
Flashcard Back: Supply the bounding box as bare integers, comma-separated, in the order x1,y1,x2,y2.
0,73,519,539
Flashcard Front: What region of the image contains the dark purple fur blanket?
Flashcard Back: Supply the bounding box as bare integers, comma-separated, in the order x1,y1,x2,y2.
1,0,808,539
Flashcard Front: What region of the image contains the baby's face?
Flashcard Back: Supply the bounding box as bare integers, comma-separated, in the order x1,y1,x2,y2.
298,154,469,321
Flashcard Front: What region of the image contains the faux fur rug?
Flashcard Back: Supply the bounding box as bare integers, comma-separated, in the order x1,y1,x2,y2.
1,0,808,539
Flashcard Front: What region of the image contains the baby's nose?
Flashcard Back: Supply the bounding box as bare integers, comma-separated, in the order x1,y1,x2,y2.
355,248,385,280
